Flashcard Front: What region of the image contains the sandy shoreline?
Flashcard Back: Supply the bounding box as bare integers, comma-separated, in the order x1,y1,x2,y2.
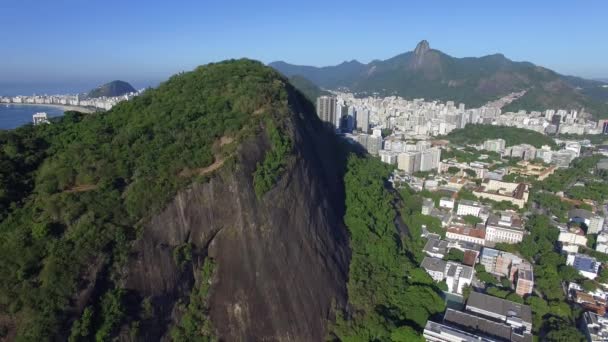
3,103,97,114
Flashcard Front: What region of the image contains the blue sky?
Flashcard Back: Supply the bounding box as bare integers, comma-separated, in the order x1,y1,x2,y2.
1,0,607,92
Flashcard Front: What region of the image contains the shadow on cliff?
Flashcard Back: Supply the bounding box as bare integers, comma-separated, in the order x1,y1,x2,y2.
116,81,361,341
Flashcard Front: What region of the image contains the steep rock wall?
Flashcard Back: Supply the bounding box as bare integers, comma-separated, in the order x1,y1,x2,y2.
123,91,350,341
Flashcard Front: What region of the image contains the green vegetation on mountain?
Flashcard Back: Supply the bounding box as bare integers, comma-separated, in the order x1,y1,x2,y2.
171,259,216,341
0,59,295,340
331,156,444,340
287,75,329,104
445,124,556,148
253,120,292,197
87,80,136,98
271,41,608,118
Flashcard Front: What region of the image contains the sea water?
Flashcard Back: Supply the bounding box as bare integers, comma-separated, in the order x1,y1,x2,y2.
0,104,65,129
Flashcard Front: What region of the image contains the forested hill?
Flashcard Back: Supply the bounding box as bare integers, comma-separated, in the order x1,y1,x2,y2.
0,59,354,341
445,124,556,148
287,75,330,104
270,40,608,118
87,80,136,98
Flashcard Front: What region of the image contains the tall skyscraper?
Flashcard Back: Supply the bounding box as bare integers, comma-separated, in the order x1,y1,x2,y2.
337,104,348,130
419,147,441,172
356,109,370,133
316,96,337,126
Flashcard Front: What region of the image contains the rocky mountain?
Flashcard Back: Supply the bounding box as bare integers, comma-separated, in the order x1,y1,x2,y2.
270,41,608,118
87,80,136,98
0,60,350,341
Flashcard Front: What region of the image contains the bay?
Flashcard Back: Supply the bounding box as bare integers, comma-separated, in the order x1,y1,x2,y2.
0,104,65,130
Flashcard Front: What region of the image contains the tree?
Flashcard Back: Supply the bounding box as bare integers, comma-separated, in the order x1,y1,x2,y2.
544,318,585,342
463,169,476,177
390,326,424,342
447,166,461,174
462,215,482,226
444,249,465,263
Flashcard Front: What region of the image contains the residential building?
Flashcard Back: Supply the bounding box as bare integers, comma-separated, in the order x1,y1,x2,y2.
421,257,447,282
506,144,537,160
422,198,434,215
596,231,608,254
316,96,337,126
446,225,486,246
445,262,474,294
379,150,398,165
420,147,442,172
569,209,605,234
397,152,420,173
424,294,533,342
456,199,484,217
485,212,525,244
356,108,369,133
473,180,529,208
515,263,534,296
581,311,608,342
480,247,523,277
439,197,455,210
483,138,506,153
558,227,588,250
466,292,533,338
423,238,449,259
567,253,601,279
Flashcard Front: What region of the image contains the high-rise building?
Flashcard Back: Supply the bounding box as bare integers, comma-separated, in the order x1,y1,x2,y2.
316,96,337,126
356,109,370,133
419,147,441,172
336,104,348,130
483,139,506,153
398,152,420,173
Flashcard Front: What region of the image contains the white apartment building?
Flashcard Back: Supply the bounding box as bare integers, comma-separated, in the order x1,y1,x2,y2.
379,150,398,165
483,138,506,153
445,262,474,295
439,197,455,210
420,147,442,172
485,212,525,244
456,200,484,217
397,152,420,173
421,257,447,282
558,227,588,247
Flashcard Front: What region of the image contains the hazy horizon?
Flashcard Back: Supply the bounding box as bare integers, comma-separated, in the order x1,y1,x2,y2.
2,0,607,92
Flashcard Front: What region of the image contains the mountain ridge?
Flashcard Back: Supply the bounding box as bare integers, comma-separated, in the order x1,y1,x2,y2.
270,41,608,118
87,80,136,98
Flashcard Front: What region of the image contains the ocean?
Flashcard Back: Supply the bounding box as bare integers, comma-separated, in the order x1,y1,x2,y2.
0,104,65,130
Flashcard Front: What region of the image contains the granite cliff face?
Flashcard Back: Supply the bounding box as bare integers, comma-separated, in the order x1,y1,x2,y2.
122,83,350,341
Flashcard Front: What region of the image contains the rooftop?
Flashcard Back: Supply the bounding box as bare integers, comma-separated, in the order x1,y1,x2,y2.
423,238,449,255
466,292,533,325
444,309,532,342
421,257,447,273
448,226,486,239
572,254,600,274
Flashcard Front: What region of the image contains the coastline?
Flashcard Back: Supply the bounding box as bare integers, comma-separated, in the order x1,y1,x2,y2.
3,103,97,114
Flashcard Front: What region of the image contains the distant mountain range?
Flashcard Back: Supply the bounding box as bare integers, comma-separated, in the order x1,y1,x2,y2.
271,41,608,118
87,80,135,98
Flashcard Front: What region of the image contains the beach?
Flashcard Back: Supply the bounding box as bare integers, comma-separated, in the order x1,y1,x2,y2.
3,102,97,114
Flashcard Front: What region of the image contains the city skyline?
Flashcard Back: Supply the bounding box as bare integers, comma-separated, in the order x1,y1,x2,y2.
1,0,607,91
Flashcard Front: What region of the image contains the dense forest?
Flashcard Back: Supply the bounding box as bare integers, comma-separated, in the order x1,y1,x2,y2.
445,124,556,148
331,156,444,341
